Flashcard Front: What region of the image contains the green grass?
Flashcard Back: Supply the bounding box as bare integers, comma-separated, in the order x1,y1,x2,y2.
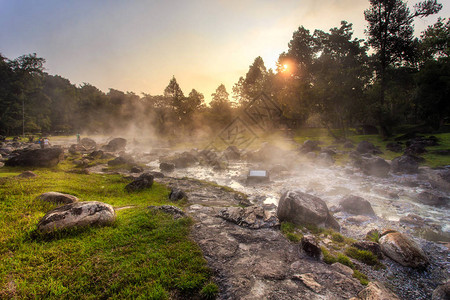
0,167,215,299
353,270,369,286
345,247,378,266
280,222,303,243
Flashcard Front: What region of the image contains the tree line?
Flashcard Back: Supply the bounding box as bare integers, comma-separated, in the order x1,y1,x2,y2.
0,0,448,138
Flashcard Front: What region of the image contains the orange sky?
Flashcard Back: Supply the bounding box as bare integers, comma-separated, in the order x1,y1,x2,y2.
1,0,448,102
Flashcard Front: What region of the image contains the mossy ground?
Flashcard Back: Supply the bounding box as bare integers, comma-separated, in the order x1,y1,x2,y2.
0,165,215,299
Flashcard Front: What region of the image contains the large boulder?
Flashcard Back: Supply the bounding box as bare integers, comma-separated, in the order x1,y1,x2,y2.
361,157,390,177
108,155,134,166
80,137,97,150
339,195,376,216
379,231,428,269
37,201,115,233
416,191,449,207
169,188,187,201
103,138,127,152
352,281,400,300
125,172,154,192
160,162,175,172
386,142,403,153
37,192,79,205
277,190,340,231
5,148,64,167
351,241,383,259
391,155,419,174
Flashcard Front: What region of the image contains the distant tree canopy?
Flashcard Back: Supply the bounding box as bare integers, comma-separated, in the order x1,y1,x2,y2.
0,1,448,138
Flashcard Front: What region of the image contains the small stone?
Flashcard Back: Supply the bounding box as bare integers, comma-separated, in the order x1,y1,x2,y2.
16,171,37,178
432,281,450,300
125,173,154,192
332,262,354,276
293,273,322,293
37,192,79,205
354,281,400,299
347,215,371,224
301,235,321,259
160,162,175,172
148,205,185,219
169,188,187,201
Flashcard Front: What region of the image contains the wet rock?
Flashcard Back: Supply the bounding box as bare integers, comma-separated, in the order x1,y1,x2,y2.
361,157,390,177
386,142,403,153
269,164,289,174
108,156,134,166
339,195,376,216
399,214,425,226
223,145,240,160
73,159,89,167
405,143,427,156
357,141,382,155
37,201,116,234
148,205,185,219
102,137,127,152
218,205,279,229
80,138,97,150
352,241,383,259
169,188,187,201
300,235,321,259
148,171,164,178
432,281,450,300
277,190,340,231
300,140,321,153
5,148,64,167
352,281,400,300
379,231,429,269
159,162,175,172
167,152,198,168
37,192,79,205
248,142,291,164
317,152,334,166
16,171,37,178
125,172,154,192
130,166,144,173
425,168,450,193
391,155,419,174
305,152,316,160
332,262,354,276
416,191,449,207
68,144,85,155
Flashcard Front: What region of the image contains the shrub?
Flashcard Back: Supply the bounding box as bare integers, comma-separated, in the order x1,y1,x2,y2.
353,270,369,285
337,253,354,269
200,282,219,299
321,247,337,264
331,232,345,243
345,247,378,266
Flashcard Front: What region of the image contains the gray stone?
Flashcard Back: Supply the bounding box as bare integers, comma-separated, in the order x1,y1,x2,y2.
159,162,175,172
37,201,115,233
37,192,79,204
332,262,354,276
416,191,449,207
148,205,185,219
104,137,127,152
357,141,382,154
352,241,383,259
277,190,340,231
301,235,321,259
353,281,400,299
125,172,154,192
169,188,187,201
432,281,450,300
80,137,97,150
379,231,429,269
16,171,37,178
339,195,376,216
5,148,64,167
391,155,419,174
218,205,279,229
361,157,390,177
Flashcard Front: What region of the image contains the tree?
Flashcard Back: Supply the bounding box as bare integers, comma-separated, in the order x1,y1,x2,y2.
420,17,449,61
209,84,233,129
364,0,442,135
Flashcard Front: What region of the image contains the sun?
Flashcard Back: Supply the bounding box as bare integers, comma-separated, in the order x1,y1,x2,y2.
283,64,288,72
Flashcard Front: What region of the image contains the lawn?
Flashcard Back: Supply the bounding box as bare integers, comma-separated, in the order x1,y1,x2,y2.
0,167,216,299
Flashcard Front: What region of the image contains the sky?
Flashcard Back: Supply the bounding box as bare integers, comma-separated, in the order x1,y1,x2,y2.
1,0,448,102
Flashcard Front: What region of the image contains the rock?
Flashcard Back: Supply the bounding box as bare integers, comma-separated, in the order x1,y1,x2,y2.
379,231,429,269
103,137,127,152
164,152,198,168
37,201,115,233
386,142,403,153
432,281,450,300
399,214,425,226
16,171,37,178
88,150,104,160
357,141,382,155
300,235,321,259
169,188,187,201
300,140,321,153
108,156,134,166
68,144,85,155
277,190,340,231
339,195,376,216
148,171,164,178
148,205,185,219
125,172,154,192
293,273,322,292
218,206,279,229
358,125,379,135
347,215,372,224
405,143,427,156
159,162,175,172
391,155,419,174
416,191,449,207
332,262,354,276
5,148,64,168
130,166,144,173
352,241,383,259
73,159,89,167
361,157,390,177
343,141,355,149
80,138,97,150
37,192,79,204
305,152,316,160
223,145,240,160
353,281,400,300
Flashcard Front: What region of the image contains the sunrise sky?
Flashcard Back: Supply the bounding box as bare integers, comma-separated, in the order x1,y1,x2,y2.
1,0,448,102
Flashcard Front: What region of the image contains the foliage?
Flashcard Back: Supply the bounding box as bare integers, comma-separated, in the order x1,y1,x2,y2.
280,222,303,243
345,247,379,266
353,270,369,286
336,253,354,269
200,282,219,299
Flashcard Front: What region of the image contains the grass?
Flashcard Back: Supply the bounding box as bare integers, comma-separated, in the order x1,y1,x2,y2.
280,222,303,243
0,166,215,299
345,247,379,266
353,270,369,286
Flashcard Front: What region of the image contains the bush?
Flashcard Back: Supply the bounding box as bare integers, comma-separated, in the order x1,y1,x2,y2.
331,232,345,243
321,247,337,264
353,270,369,285
337,253,354,269
200,282,219,299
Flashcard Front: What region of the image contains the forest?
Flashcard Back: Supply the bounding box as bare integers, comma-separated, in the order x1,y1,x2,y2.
0,0,448,138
